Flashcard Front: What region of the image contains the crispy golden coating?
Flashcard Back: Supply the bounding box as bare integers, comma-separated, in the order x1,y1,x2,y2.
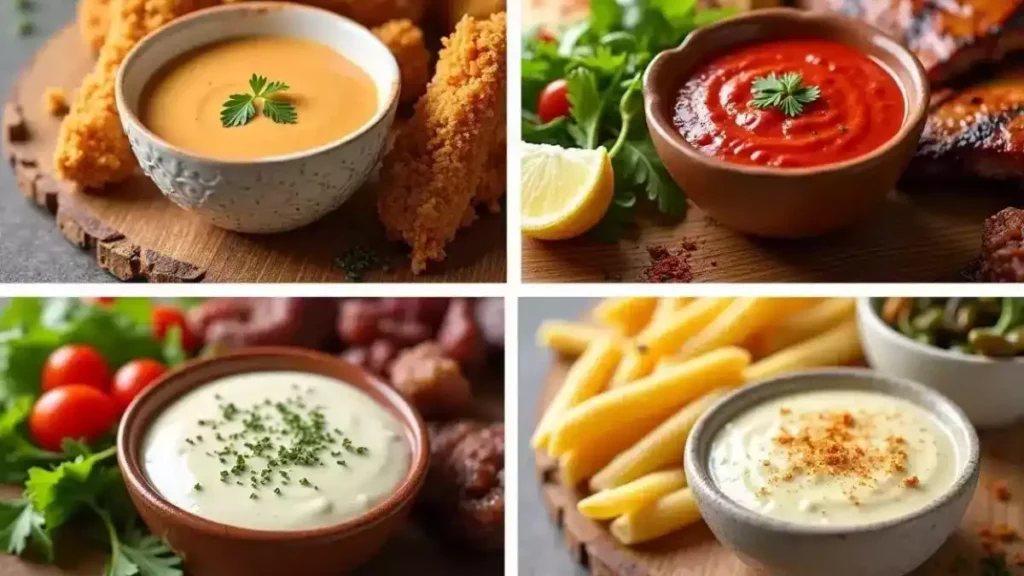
372,19,431,105
298,0,425,28
474,120,505,214
377,13,506,274
55,0,215,189
434,0,505,30
77,0,112,52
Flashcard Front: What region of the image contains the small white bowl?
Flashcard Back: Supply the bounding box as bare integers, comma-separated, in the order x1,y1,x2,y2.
115,2,400,233
857,298,1024,428
685,369,979,576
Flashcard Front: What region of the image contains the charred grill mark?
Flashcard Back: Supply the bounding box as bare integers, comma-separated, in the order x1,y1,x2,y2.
918,104,1024,158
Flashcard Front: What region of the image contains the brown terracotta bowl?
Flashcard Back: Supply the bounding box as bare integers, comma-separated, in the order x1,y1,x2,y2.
643,8,929,238
117,347,430,576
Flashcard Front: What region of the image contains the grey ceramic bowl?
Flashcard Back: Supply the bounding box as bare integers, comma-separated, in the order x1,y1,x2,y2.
115,2,400,233
685,368,979,576
857,298,1024,428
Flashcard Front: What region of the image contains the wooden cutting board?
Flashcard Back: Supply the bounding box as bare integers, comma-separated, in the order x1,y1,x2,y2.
2,25,506,283
0,365,505,575
535,357,1024,575
522,189,1013,282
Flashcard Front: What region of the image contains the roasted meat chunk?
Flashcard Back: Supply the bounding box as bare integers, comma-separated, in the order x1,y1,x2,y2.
804,0,1024,85
906,66,1024,182
421,420,504,551
389,342,472,418
981,207,1024,281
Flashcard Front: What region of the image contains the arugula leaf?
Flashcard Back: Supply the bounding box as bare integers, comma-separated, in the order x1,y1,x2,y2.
0,500,52,561
25,446,118,530
565,68,603,149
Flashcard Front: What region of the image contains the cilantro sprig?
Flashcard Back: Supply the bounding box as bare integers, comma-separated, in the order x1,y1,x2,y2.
220,74,297,128
522,0,735,240
750,72,821,117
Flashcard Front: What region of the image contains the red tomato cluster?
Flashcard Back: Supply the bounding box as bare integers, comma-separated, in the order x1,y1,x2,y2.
28,300,195,452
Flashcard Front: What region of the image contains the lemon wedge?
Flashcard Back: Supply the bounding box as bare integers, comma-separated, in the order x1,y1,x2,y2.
521,143,614,240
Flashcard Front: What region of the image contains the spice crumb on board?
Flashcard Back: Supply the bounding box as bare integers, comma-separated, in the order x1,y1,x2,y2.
43,87,69,116
991,479,1013,501
641,242,697,282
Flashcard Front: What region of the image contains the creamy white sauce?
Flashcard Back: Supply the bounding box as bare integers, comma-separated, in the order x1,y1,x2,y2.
709,390,958,527
143,371,410,531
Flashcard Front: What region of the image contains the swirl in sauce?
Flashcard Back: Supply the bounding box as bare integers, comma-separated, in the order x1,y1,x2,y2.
673,40,905,168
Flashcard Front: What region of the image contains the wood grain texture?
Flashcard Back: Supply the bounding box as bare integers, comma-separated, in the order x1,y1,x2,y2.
535,354,1024,575
2,25,506,283
0,364,505,575
522,189,1015,282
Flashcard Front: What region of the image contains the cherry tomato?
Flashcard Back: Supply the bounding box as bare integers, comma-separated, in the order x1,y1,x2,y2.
30,385,118,452
152,305,199,352
537,79,570,124
42,344,111,392
83,297,116,307
536,29,557,44
111,359,167,412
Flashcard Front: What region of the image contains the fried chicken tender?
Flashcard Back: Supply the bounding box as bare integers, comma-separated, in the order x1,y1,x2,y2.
376,13,506,273
474,121,505,214
434,0,505,30
372,19,431,105
56,0,214,189
77,0,112,52
302,0,425,28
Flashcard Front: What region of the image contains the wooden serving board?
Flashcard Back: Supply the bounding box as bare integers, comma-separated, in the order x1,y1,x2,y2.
2,25,506,283
535,358,1024,575
522,190,1015,282
0,363,505,575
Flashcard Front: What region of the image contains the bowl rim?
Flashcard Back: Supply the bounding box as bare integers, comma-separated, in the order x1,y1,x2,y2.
114,1,400,166
642,7,930,177
684,367,980,535
856,297,1024,365
116,346,430,542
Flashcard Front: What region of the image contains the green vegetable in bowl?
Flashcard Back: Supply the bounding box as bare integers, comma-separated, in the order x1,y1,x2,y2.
879,297,1024,357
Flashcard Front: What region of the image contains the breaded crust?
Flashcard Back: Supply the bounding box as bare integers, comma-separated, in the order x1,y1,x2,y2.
376,13,507,274
77,0,112,53
372,19,431,105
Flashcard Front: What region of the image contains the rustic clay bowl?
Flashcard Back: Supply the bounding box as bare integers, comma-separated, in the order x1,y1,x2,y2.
115,2,400,233
685,368,979,576
643,8,929,237
857,298,1024,427
117,347,429,576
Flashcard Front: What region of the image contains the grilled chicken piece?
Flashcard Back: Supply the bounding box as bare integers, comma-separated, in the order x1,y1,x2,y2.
804,0,1024,84
981,207,1024,282
904,65,1024,181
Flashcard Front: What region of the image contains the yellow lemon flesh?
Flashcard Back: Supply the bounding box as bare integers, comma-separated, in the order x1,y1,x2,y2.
521,143,614,240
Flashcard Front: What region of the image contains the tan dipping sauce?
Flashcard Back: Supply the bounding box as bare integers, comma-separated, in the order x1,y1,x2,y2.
141,37,377,160
709,390,958,527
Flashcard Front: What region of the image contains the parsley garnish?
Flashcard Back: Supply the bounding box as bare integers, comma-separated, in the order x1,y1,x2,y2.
220,74,297,128
750,72,821,117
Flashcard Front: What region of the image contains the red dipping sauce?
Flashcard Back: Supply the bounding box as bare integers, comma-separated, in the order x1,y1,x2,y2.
672,39,905,169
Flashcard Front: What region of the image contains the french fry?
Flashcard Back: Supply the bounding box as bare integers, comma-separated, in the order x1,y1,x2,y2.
578,469,686,519
743,320,863,381
611,298,734,386
677,298,819,360
537,320,615,357
590,388,728,491
532,337,622,451
748,298,856,356
648,298,681,329
557,411,667,487
610,488,701,545
547,347,750,457
593,298,658,336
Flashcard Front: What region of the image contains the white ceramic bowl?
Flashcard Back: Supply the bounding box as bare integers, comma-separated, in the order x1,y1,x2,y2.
685,369,979,576
857,298,1024,428
115,2,400,233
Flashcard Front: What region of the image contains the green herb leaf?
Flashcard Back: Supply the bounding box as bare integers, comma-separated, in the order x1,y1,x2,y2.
220,94,256,128
262,98,297,125
0,499,52,561
750,72,821,117
221,75,297,127
0,396,67,484
115,526,183,576
565,68,603,149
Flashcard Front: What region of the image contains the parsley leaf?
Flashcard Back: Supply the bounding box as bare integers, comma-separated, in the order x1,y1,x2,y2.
220,74,297,128
0,499,52,561
565,68,604,149
25,446,118,530
750,72,821,117
116,527,183,576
